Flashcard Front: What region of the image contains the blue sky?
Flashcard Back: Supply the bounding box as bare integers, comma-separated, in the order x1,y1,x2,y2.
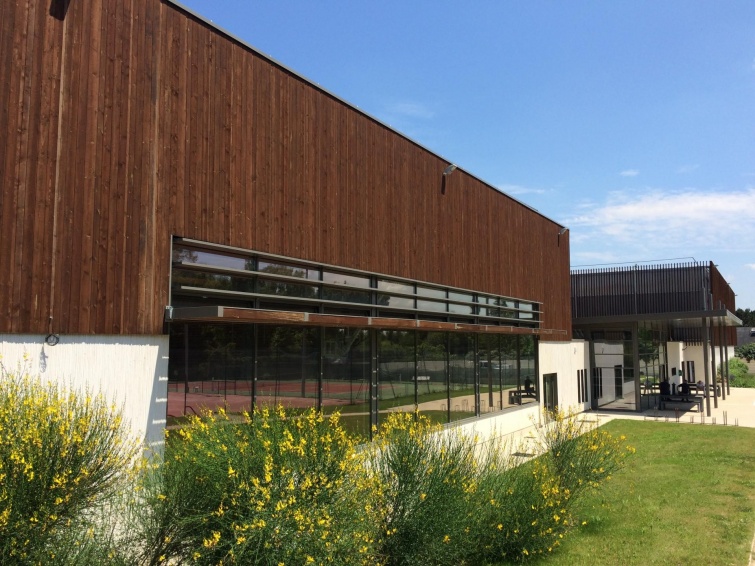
176,0,755,310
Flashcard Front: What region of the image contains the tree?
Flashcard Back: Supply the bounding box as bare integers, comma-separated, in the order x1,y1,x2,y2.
735,308,755,327
735,343,755,363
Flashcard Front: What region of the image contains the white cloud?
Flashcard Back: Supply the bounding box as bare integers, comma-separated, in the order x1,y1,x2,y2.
746,263,755,270
571,251,620,265
498,183,546,196
384,101,435,120
566,187,755,257
677,164,699,174
620,169,639,177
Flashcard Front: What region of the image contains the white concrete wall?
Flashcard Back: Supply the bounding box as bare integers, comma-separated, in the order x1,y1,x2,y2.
683,344,737,384
667,341,683,385
455,404,540,445
538,340,589,413
0,334,168,449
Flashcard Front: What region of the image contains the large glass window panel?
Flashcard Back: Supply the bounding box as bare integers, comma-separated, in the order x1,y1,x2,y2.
449,302,474,315
256,278,318,299
173,246,250,271
323,270,371,288
417,286,446,299
518,335,538,406
416,332,449,425
167,323,254,421
258,260,319,281
377,280,414,294
593,330,635,411
256,325,319,412
172,268,255,293
448,333,476,421
322,328,371,439
500,336,521,406
448,291,473,304
377,294,414,309
417,299,446,312
322,287,371,304
377,331,416,423
478,334,503,413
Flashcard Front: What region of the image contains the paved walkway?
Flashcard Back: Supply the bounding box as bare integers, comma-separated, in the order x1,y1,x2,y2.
591,386,755,428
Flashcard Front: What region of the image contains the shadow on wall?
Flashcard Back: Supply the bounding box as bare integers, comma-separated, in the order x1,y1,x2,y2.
49,0,71,20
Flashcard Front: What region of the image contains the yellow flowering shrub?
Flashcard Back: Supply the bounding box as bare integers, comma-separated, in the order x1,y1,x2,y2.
137,406,383,565
0,363,137,563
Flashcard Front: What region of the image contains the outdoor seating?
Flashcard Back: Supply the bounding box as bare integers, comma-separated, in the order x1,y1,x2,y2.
659,394,703,412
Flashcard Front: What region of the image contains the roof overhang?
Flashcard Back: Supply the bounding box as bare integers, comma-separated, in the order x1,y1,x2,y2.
573,309,742,329
166,306,567,337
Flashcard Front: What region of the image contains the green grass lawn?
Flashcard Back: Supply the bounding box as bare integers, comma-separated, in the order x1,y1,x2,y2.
530,420,755,566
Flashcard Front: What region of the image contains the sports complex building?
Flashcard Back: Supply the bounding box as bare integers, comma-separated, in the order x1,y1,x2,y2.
0,0,740,445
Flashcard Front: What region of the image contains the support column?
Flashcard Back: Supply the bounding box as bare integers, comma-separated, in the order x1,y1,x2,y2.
702,317,711,417
724,326,731,395
633,322,641,412
709,318,718,409
474,334,481,416
370,329,378,438
718,322,726,400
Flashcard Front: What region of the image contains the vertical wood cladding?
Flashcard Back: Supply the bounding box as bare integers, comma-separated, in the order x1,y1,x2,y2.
1,0,571,339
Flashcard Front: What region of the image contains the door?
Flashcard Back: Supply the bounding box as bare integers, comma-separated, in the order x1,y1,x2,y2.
543,372,558,413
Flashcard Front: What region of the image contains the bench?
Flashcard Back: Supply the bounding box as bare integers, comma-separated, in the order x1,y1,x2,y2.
659,395,703,412
509,390,537,404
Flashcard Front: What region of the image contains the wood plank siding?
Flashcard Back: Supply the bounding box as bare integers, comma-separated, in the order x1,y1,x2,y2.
0,0,572,339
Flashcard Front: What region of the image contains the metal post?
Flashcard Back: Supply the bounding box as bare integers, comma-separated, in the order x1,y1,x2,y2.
633,322,641,413
702,317,711,417
446,332,451,423
370,329,378,439
183,323,190,416
252,324,258,414
709,318,718,409
718,320,726,400
474,334,481,416
723,324,731,395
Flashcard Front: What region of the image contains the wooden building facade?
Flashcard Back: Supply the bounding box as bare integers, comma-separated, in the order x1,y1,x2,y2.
1,0,572,438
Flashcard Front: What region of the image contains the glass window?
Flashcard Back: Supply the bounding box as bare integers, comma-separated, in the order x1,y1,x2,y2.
377,294,414,309
258,260,319,281
448,333,475,421
416,332,449,425
378,280,414,294
167,323,254,420
322,328,371,439
417,299,446,312
417,286,446,299
322,287,371,304
256,325,319,412
448,291,473,303
479,334,503,413
323,270,371,288
256,278,318,299
378,331,416,424
173,246,250,271
172,268,255,293
449,303,474,315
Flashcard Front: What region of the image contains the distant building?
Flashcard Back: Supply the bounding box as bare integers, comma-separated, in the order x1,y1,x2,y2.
571,262,739,416
736,328,755,346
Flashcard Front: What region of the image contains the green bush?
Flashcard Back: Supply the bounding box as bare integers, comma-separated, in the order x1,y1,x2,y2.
133,406,382,565
0,362,137,564
719,357,750,385
368,411,481,566
367,409,634,565
734,343,755,363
